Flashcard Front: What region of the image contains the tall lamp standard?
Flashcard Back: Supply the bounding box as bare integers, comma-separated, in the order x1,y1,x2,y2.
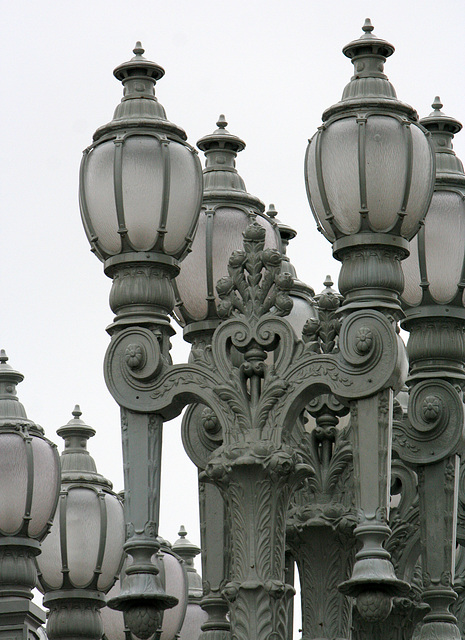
398,98,465,640
304,18,434,620
0,351,60,640
175,116,281,640
79,43,203,640
79,20,435,640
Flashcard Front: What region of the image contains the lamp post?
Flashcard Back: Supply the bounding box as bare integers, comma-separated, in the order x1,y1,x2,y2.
37,406,125,640
75,20,443,640
304,18,434,620
0,351,60,640
176,117,281,640
79,42,203,640
396,97,465,640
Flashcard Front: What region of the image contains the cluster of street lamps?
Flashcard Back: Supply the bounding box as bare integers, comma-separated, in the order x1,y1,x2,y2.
1,17,465,640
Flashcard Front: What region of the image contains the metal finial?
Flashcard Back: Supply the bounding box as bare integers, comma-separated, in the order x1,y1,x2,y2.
362,18,374,34
72,404,82,419
432,96,443,112
267,204,278,219
216,115,228,129
324,275,334,289
178,525,187,538
0,350,8,364
133,41,145,56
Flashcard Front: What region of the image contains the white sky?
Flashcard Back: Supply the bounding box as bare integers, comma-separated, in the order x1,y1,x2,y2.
2,0,465,625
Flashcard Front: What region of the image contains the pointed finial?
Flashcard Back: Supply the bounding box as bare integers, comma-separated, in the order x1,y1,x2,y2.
0,350,8,364
57,407,112,488
133,41,145,57
362,18,374,35
316,275,341,310
72,404,82,419
216,114,228,130
267,204,278,219
422,97,462,135
432,96,443,112
324,275,334,289
178,525,187,538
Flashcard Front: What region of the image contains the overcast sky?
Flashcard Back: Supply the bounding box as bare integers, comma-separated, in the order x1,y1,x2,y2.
2,0,465,615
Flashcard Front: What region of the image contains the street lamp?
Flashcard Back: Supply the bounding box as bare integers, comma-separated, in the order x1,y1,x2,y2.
304,18,434,620
0,351,60,640
174,115,280,341
5,14,465,640
396,97,465,640
75,19,449,640
79,43,203,640
37,406,125,640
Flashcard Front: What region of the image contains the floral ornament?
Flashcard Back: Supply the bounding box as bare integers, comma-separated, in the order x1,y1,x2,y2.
201,407,220,434
265,579,287,599
355,327,373,354
421,395,442,423
229,250,247,268
261,248,282,268
221,581,241,602
125,343,145,369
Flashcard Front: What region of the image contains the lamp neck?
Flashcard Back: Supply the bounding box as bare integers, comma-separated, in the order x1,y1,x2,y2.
104,253,179,334
334,233,409,317
404,314,465,385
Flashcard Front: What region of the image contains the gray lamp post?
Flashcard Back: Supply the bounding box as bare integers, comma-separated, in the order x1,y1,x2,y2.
176,117,281,640
79,43,203,640
79,20,438,640
286,279,355,640
0,350,61,640
37,406,125,640
397,97,465,640
304,18,434,620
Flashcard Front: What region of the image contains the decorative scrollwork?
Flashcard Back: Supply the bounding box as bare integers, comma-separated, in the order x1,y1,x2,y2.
105,327,164,410
338,311,388,368
394,379,465,464
181,404,223,470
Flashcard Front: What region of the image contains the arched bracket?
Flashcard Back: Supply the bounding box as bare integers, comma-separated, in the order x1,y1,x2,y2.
393,379,465,465
104,307,405,447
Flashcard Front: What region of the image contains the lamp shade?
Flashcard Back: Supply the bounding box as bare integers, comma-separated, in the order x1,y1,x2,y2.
79,43,203,263
0,351,60,541
174,117,280,326
37,407,125,594
305,20,434,243
402,98,465,310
